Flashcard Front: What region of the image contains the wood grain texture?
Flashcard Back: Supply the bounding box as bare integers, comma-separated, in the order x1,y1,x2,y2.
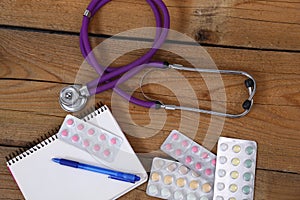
0,80,299,173
1,147,300,200
1,0,300,50
1,0,300,199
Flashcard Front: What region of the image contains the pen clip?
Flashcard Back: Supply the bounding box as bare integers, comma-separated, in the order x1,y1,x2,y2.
109,175,136,183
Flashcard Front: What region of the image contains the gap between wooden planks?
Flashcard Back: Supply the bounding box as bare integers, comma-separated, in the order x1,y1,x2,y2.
1,146,300,200
1,29,300,107
1,0,300,50
0,28,300,173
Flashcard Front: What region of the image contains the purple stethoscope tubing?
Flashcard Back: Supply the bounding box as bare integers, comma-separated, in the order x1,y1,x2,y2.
59,0,256,118
79,0,170,108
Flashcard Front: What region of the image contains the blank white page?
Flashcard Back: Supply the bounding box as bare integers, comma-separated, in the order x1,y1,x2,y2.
7,105,147,200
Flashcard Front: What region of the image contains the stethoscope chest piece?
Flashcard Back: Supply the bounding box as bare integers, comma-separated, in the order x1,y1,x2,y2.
59,85,89,112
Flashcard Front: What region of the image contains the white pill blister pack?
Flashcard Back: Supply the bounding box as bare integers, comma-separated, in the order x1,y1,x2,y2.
58,115,123,163
146,157,214,200
161,130,216,180
213,137,257,200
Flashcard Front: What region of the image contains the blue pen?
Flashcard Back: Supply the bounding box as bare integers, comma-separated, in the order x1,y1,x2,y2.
52,158,140,183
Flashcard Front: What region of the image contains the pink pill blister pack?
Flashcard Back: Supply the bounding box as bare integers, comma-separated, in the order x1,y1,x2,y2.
146,157,214,200
58,115,123,163
160,130,216,180
213,137,257,200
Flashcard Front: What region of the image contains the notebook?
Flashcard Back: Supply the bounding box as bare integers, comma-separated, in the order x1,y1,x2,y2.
6,104,148,200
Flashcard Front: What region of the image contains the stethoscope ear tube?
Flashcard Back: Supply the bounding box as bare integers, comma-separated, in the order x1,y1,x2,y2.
152,64,257,118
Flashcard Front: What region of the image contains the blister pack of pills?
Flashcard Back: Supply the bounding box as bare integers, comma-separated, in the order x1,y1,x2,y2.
161,130,216,180
213,137,257,200
58,115,123,163
146,157,214,200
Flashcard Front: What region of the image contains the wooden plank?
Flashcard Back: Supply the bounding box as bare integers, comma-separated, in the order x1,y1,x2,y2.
1,0,299,50
1,147,299,200
1,29,300,108
0,81,299,173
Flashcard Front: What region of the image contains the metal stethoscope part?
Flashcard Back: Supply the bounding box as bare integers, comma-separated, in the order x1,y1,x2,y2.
60,63,256,118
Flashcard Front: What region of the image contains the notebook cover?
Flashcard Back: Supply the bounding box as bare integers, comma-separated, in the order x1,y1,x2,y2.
6,104,147,200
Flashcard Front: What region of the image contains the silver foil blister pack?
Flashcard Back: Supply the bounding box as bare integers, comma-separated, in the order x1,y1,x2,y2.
213,137,257,200
161,130,216,180
146,157,214,200
58,115,123,162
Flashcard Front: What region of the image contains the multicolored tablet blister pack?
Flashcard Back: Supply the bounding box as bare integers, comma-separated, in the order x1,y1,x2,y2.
161,130,216,180
213,137,257,200
58,115,123,162
146,157,214,200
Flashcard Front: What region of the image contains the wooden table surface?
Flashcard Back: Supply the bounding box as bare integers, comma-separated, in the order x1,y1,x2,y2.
1,0,300,199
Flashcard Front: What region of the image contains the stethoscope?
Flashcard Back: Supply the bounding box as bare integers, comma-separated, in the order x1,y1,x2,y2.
59,0,256,118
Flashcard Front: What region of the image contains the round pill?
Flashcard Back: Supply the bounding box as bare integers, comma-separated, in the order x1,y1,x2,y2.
179,165,189,175
229,184,238,192
191,171,200,177
77,124,84,130
202,183,212,193
110,138,117,145
165,143,172,151
61,130,68,137
161,188,171,198
205,168,212,176
216,196,224,200
87,129,95,135
163,175,173,185
246,146,254,155
244,159,253,168
202,152,209,159
211,159,216,166
174,191,183,200
217,182,225,191
199,197,208,200
175,149,182,156
189,180,199,190
153,159,165,169
242,185,251,194
72,135,79,142
83,139,90,147
218,169,226,177
167,163,177,172
185,156,193,164
229,198,236,200
231,158,240,166
99,134,106,141
172,133,179,140
195,162,202,170
182,140,189,147
219,156,227,164
232,145,241,153
66,119,74,125
103,149,111,157
220,143,228,151
148,185,158,195
151,172,160,182
176,178,186,187
93,144,100,151
191,146,199,153
230,171,239,179
187,193,196,200
243,172,252,181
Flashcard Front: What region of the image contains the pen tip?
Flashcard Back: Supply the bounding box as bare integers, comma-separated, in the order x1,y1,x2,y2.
135,175,141,182
51,158,60,163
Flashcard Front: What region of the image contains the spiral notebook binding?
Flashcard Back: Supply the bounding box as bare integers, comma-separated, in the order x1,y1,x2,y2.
6,127,60,166
6,101,106,166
